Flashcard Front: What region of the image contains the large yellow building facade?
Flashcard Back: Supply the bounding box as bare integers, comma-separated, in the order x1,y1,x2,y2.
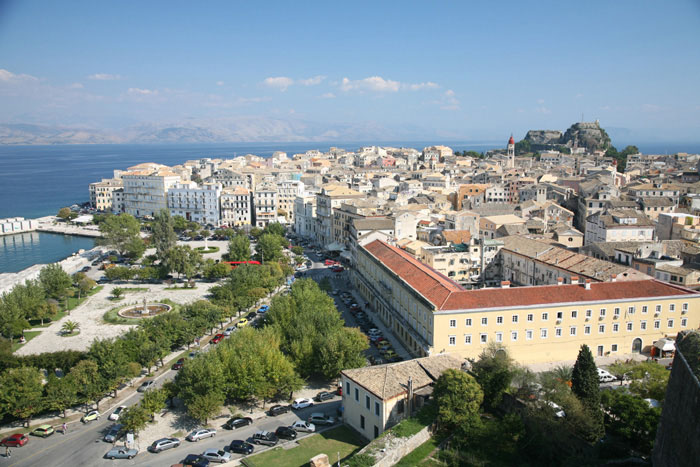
355,240,700,364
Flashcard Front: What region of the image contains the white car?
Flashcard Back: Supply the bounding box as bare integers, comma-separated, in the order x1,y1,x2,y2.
109,406,126,421
291,397,314,410
186,428,217,442
544,401,566,418
202,448,232,463
597,368,616,383
223,326,236,336
291,420,316,432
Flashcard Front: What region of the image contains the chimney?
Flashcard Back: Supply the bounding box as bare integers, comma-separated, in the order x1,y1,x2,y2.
501,281,511,288
570,276,579,284
585,279,591,290
557,277,563,286
611,274,617,282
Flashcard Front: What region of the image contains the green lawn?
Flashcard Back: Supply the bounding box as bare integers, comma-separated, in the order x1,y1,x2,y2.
62,285,104,310
395,438,438,466
60,330,80,338
12,330,41,352
103,307,141,325
246,425,365,467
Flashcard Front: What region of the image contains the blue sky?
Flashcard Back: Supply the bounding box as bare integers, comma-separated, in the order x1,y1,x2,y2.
1,0,699,141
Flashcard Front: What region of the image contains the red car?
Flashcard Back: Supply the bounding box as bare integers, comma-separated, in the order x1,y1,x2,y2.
332,266,344,273
1,433,28,447
211,334,224,344
324,259,338,266
172,358,185,370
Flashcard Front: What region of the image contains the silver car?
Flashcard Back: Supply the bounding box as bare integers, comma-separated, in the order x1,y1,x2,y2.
202,448,232,463
104,447,138,459
103,424,123,443
186,428,217,442
148,437,180,453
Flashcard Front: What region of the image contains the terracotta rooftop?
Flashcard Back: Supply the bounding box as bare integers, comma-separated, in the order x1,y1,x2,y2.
364,240,464,308
362,240,698,312
341,354,463,401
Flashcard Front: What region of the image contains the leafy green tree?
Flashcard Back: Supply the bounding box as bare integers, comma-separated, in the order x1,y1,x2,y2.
0,367,44,426
87,338,131,397
255,233,284,263
433,369,483,430
316,327,368,379
44,374,78,418
214,228,236,239
98,213,143,257
57,207,72,220
471,343,515,409
123,235,146,261
571,344,600,409
263,222,286,237
136,266,159,282
291,246,303,256
601,389,661,454
39,263,72,299
140,388,168,421
105,266,135,281
202,260,230,281
176,354,226,423
68,359,105,409
120,404,151,435
151,209,178,260
228,234,251,261
164,245,202,279
77,277,96,300
111,287,124,299
249,227,262,240
172,215,188,232
627,361,670,401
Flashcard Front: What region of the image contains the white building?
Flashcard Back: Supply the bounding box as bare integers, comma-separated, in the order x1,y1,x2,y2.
585,210,655,245
122,167,181,218
276,179,305,223
253,183,278,228
220,186,252,227
89,178,123,212
167,182,222,226
293,194,317,239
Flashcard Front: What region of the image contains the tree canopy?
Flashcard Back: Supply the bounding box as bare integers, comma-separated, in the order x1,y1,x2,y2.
151,209,178,260
433,369,483,430
98,213,145,259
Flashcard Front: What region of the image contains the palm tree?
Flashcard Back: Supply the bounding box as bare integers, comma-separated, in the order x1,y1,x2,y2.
61,320,80,335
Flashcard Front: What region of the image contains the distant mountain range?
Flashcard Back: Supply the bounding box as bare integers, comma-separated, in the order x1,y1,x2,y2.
0,118,433,145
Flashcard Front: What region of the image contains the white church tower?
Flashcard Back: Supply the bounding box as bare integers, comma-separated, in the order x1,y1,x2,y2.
507,135,515,168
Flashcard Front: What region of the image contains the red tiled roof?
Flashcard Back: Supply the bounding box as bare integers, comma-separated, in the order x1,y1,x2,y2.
362,240,697,312
364,240,464,308
441,280,696,311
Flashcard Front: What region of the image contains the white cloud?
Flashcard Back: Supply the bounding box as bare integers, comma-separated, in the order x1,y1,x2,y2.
263,76,294,91
407,82,439,91
340,76,401,92
0,69,39,83
237,96,272,104
440,89,459,110
537,98,545,105
88,73,122,80
320,92,336,99
68,82,84,89
298,75,326,86
216,81,225,86
535,106,551,114
127,87,157,96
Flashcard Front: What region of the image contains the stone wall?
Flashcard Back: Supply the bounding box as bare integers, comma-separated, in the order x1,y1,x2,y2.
353,425,432,467
652,332,700,466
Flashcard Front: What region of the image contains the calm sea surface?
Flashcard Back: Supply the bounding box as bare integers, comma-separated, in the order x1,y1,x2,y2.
0,141,698,273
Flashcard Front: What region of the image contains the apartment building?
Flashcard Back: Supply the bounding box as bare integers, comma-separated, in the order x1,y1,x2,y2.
167,182,222,226
293,194,317,239
585,209,655,245
315,185,364,247
122,167,181,218
276,179,305,223
206,168,249,189
220,186,252,227
354,239,700,364
253,183,278,228
89,178,123,212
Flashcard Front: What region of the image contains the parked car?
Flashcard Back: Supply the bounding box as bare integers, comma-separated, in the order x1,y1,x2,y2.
211,334,224,344
108,405,126,421
228,440,254,455
315,391,334,402
172,358,186,370
236,318,248,328
104,424,123,443
31,425,55,438
188,351,200,359
382,350,398,360
275,426,297,440
332,266,344,273
138,380,156,392
182,454,211,467
291,397,314,410
201,448,231,464
246,311,257,320
0,434,28,447
81,266,91,272
81,410,100,423
598,368,616,383
268,404,291,416
223,326,236,336
291,420,315,433
186,428,217,442
251,431,278,446
105,447,138,459
223,417,253,430
148,437,180,453
257,305,269,314
309,413,336,426
544,401,566,418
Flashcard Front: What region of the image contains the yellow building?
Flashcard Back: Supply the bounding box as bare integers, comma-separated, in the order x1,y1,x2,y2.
355,240,700,364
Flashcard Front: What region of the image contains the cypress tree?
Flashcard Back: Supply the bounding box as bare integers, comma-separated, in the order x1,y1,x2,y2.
571,344,600,408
